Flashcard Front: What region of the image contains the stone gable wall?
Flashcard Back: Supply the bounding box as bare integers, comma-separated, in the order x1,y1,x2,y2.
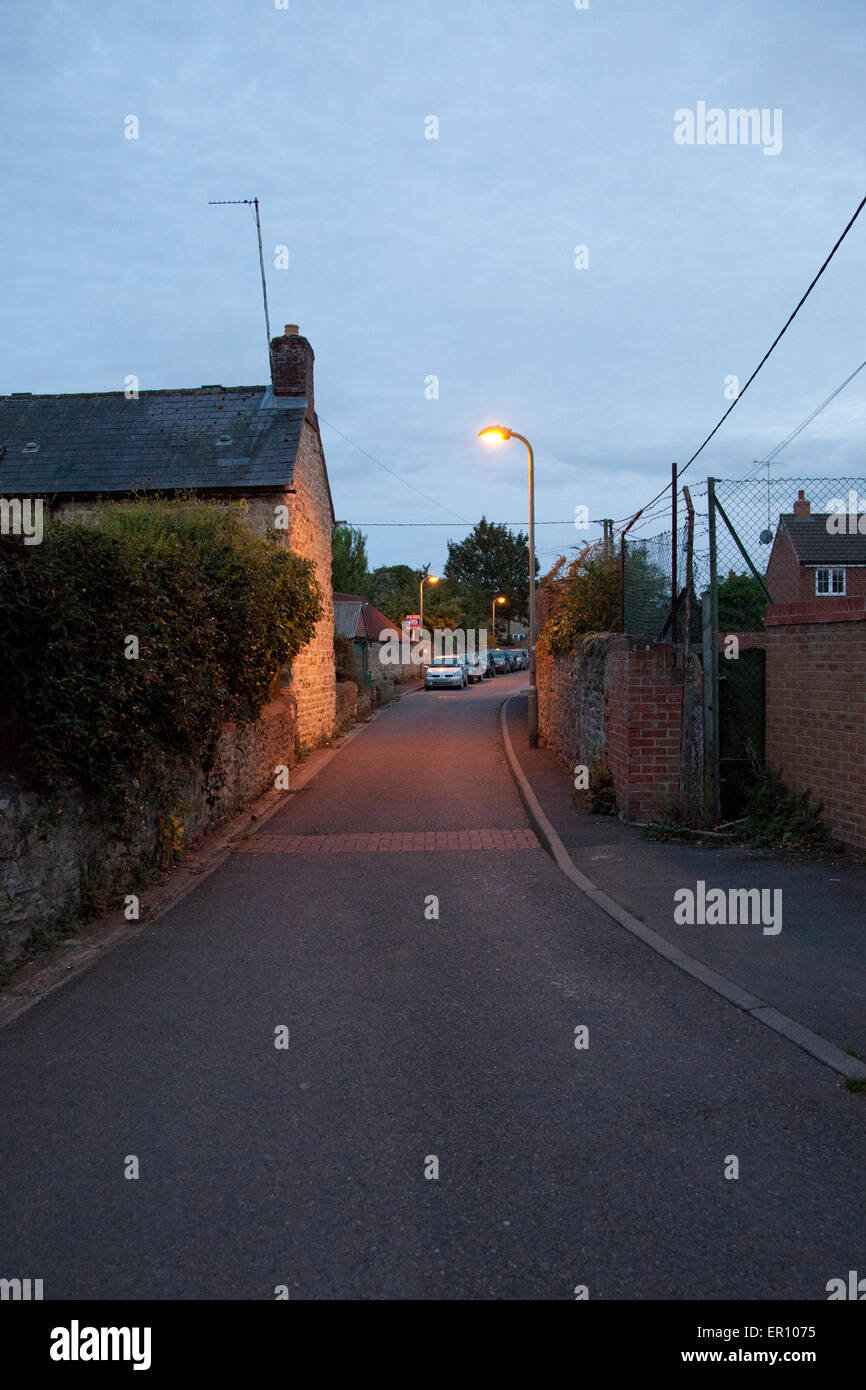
288,420,336,746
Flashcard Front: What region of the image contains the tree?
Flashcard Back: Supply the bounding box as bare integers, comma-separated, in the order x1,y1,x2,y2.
366,564,424,625
422,585,465,632
717,571,766,631
331,525,368,594
442,517,537,625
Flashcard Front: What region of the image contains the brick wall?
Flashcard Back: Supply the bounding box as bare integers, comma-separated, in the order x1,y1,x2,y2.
764,596,866,851
607,638,683,820
538,634,688,821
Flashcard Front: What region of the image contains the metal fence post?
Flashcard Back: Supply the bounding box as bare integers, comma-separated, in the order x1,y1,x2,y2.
704,478,720,822
671,462,678,642
678,486,696,816
619,508,644,631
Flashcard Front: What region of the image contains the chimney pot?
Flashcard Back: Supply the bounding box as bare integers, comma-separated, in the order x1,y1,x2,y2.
793,489,811,518
284,324,299,336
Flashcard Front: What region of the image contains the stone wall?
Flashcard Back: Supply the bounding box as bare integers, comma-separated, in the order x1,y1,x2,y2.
288,422,336,747
334,679,376,731
0,693,299,966
537,634,609,772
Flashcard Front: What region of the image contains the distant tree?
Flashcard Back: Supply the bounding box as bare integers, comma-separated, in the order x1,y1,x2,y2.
331,525,369,594
366,564,425,625
443,517,537,623
423,589,465,632
717,571,766,631
621,543,670,635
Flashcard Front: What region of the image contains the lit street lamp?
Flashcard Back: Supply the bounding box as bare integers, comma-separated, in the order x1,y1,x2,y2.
492,594,506,644
478,426,538,746
420,573,439,667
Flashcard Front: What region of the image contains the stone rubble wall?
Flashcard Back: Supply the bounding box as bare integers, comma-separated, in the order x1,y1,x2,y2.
0,693,299,965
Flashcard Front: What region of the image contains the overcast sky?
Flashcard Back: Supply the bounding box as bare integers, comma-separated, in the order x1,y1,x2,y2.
3,0,865,572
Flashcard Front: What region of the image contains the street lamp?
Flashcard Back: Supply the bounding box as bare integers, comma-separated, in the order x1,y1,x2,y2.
492,594,506,645
420,573,439,667
478,426,538,746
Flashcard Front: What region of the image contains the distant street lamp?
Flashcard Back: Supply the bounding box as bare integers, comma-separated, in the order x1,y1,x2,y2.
420,573,439,666
492,594,506,644
478,426,538,746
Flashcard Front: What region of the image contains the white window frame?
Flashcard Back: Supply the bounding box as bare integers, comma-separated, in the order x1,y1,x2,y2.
815,567,846,596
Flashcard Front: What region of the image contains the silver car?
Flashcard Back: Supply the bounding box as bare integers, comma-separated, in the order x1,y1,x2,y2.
425,656,467,690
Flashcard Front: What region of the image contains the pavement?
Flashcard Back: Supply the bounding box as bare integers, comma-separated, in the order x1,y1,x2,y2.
0,671,864,1300
504,691,866,1063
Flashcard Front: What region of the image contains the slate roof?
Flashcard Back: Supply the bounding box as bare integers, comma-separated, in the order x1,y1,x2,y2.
333,593,397,641
779,514,866,565
0,387,306,495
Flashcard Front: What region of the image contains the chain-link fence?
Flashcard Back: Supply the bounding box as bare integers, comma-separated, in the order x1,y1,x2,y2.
620,474,866,825
622,515,709,640
622,475,866,634
622,527,673,637
713,475,866,607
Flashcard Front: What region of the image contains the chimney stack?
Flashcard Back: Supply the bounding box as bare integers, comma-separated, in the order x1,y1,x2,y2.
269,324,315,419
793,489,811,518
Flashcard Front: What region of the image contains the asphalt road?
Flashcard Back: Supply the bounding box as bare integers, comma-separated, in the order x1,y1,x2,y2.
1,672,864,1300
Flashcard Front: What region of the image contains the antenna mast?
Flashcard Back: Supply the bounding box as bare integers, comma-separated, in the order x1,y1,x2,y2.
208,197,273,367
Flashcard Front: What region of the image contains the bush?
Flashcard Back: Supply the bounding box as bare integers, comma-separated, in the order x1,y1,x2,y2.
0,497,322,817
334,633,359,681
741,764,839,853
587,754,616,814
541,543,620,655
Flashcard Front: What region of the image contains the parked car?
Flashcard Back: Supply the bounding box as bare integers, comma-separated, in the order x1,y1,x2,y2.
462,653,484,683
507,649,528,670
488,649,512,674
424,656,467,690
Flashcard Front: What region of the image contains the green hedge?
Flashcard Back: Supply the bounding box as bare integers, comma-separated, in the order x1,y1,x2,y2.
0,497,322,814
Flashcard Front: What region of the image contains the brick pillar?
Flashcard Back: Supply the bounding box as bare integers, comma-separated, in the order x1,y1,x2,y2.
606,637,683,820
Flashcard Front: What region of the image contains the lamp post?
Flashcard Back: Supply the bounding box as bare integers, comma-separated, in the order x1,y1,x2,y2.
492,594,506,645
478,427,537,746
420,573,439,668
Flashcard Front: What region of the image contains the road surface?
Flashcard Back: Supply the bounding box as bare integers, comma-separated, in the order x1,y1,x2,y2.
1,673,864,1299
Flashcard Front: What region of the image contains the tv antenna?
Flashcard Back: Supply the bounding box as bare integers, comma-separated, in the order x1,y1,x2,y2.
208,197,272,366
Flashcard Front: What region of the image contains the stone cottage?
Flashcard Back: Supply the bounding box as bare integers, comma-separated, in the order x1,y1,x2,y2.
0,325,336,746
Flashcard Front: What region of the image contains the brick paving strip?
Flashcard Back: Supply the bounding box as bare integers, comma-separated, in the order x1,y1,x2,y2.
233,829,541,853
